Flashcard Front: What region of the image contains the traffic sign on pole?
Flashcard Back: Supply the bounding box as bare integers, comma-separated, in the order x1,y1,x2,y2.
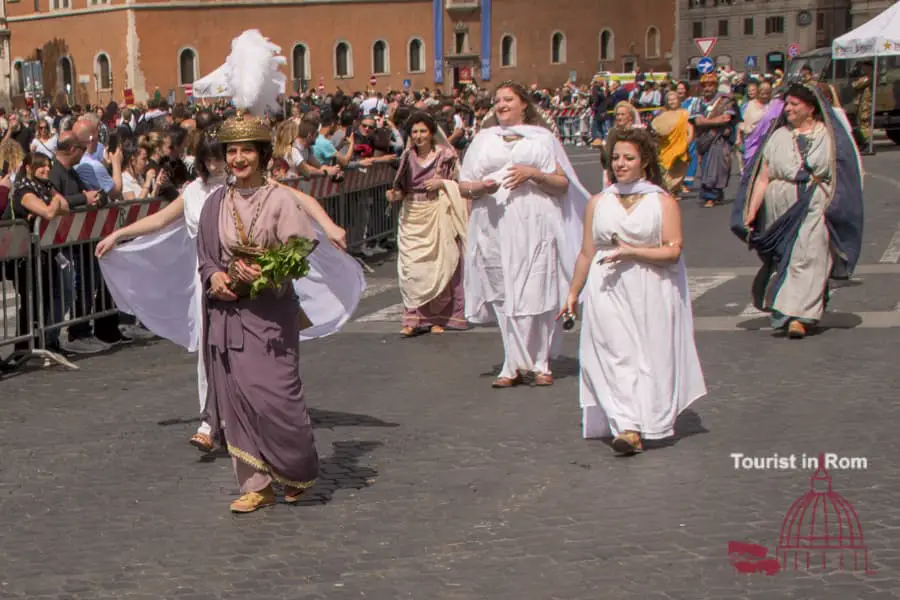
697,57,715,75
787,43,801,58
694,37,718,58
369,75,377,87
745,55,758,69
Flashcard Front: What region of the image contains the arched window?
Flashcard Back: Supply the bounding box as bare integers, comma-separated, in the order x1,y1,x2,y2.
60,56,74,93
600,29,615,61
292,43,310,82
646,26,660,59
95,53,112,89
500,35,516,68
407,37,424,73
178,48,197,86
12,61,24,95
372,40,389,75
551,32,566,64
335,41,352,78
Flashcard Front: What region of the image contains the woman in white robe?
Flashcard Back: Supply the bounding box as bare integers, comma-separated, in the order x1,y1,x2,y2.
561,127,706,455
459,82,589,388
95,131,361,451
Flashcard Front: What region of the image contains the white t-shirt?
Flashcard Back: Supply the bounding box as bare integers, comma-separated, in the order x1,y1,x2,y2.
122,171,144,199
360,96,385,115
31,136,58,159
284,145,306,177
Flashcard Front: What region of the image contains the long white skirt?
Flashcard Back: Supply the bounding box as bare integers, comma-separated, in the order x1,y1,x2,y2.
579,258,706,440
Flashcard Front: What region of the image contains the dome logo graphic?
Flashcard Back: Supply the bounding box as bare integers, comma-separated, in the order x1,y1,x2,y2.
728,453,875,576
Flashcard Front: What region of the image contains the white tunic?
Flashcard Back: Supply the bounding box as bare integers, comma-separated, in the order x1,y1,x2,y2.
579,190,706,440
461,128,569,323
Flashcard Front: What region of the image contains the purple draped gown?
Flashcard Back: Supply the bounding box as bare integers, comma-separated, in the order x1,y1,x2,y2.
197,184,319,493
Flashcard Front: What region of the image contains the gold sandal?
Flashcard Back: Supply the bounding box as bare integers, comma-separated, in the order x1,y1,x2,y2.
787,321,806,339
229,486,277,513
400,326,416,337
611,431,644,456
189,432,214,453
430,325,445,334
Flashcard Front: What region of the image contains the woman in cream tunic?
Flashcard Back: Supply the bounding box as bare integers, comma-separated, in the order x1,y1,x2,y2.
387,112,468,335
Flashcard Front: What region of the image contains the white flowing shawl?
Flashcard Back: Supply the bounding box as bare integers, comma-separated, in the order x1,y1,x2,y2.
99,181,365,351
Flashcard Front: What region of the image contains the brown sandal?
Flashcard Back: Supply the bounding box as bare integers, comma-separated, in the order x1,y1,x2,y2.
283,486,308,504
534,373,554,386
492,374,523,388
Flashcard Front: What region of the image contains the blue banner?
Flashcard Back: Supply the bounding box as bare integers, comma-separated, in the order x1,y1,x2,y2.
433,0,444,84
481,0,491,81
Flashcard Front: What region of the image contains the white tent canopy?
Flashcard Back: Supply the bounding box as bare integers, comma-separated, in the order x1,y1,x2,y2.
192,64,231,98
832,0,900,59
192,63,287,98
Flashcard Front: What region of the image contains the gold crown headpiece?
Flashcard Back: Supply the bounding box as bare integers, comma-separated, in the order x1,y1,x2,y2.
218,110,272,144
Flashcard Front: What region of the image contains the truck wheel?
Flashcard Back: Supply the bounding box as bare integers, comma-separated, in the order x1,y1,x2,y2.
887,129,900,145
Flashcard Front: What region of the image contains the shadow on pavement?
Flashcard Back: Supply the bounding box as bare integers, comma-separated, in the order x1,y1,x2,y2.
585,408,709,453
311,407,400,429
291,440,382,506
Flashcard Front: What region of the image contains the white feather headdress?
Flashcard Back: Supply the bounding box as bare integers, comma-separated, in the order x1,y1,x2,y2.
225,30,286,116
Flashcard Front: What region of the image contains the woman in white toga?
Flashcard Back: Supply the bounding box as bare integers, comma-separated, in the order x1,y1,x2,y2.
459,82,589,388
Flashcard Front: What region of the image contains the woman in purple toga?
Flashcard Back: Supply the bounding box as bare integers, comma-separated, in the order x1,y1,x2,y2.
197,112,319,513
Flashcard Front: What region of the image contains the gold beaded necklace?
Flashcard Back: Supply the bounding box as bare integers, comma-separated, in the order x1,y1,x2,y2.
618,193,642,212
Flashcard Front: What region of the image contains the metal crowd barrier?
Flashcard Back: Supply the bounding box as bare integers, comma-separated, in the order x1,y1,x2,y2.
550,108,592,146
280,163,398,270
0,170,397,372
1,219,37,370
0,199,167,373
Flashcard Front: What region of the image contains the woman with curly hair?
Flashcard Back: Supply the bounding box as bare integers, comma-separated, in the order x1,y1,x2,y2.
561,127,706,455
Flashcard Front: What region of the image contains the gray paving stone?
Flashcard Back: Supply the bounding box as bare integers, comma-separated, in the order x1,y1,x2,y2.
2,150,899,598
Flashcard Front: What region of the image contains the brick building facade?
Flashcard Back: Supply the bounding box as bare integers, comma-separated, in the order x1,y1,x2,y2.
6,0,674,107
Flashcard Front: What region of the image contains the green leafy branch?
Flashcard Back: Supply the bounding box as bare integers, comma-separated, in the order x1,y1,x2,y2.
249,237,318,298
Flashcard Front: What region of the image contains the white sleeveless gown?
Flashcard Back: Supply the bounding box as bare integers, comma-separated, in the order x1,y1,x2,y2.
579,191,707,440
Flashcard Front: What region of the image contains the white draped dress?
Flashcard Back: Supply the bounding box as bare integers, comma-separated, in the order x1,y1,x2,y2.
462,125,589,378
579,187,707,440
100,178,365,435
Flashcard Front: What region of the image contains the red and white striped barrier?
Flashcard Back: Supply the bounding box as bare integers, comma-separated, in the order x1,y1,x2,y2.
34,200,166,248
0,221,32,260
285,163,396,198
549,108,590,119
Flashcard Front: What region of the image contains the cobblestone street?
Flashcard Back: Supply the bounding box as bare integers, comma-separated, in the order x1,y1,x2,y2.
2,146,900,599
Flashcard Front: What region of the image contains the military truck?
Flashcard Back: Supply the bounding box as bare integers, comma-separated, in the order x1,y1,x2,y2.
786,47,900,145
